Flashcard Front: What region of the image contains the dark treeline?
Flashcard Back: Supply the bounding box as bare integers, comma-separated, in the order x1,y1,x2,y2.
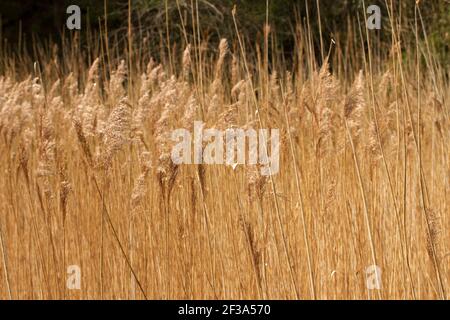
0,0,449,65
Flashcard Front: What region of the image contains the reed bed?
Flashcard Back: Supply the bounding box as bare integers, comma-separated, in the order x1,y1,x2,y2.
0,2,448,299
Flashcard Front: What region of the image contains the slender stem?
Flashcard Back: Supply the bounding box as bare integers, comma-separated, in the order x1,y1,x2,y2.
0,223,12,299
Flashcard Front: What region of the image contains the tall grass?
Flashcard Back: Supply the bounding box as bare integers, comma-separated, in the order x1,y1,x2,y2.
0,2,448,299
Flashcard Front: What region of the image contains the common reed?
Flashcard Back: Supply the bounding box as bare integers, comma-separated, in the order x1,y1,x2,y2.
0,2,448,300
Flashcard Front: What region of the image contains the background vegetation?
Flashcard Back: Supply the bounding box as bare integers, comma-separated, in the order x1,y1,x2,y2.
1,1,449,68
